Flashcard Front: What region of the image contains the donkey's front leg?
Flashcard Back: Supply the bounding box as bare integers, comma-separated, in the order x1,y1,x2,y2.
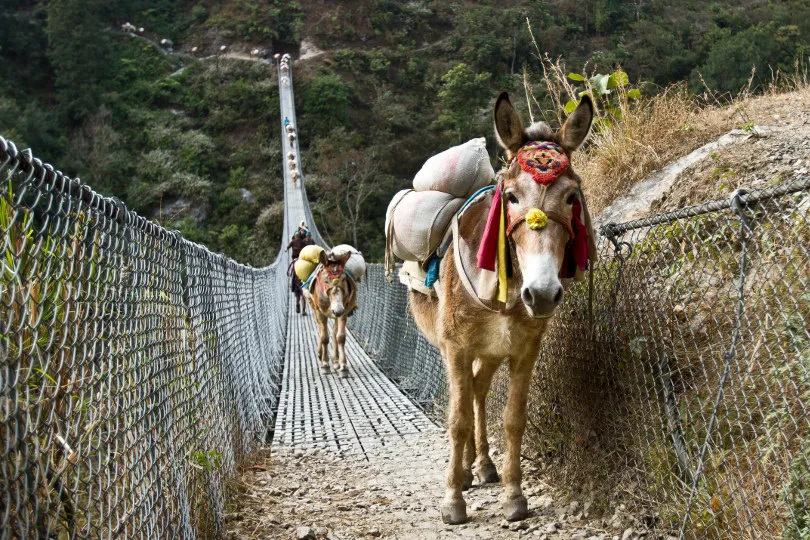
501,354,537,521
441,347,474,524
314,310,331,374
333,316,348,377
473,358,501,484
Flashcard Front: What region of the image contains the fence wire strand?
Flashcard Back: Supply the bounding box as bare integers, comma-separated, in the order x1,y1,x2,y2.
0,136,288,538
352,177,810,539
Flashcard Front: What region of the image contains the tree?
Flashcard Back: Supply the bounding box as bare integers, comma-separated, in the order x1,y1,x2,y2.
70,106,122,191
303,74,351,135
691,23,806,94
433,63,491,143
310,128,386,249
46,0,113,124
623,20,696,85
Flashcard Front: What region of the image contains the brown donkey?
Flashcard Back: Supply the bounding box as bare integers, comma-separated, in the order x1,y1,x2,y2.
409,92,595,524
304,250,358,377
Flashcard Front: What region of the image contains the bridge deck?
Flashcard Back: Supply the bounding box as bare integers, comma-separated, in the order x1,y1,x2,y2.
272,302,440,458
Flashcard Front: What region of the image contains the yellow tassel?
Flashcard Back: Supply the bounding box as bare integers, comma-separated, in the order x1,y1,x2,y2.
497,194,508,303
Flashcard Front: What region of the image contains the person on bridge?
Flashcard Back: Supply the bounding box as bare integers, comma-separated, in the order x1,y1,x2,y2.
286,228,314,314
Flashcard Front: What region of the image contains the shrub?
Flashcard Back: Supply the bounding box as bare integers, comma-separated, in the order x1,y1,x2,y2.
303,74,351,134
191,4,208,23
692,23,806,94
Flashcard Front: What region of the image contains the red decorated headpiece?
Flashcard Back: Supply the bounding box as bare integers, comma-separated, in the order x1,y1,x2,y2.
515,141,569,185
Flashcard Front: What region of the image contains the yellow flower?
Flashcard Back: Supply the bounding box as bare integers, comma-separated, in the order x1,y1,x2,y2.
526,208,547,230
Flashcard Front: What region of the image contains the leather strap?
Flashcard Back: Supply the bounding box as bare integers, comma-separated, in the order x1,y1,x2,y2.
506,209,574,238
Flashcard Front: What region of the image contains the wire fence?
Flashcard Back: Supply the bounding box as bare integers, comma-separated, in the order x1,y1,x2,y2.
0,136,288,538
351,178,810,539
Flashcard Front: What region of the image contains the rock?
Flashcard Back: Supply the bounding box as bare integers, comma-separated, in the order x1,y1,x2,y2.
621,528,634,540
156,198,210,223
315,526,328,535
366,529,381,537
568,501,580,514
296,526,315,540
543,522,558,533
500,519,511,529
509,521,529,531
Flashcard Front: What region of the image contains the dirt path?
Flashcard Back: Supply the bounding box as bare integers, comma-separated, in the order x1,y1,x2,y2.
226,432,644,540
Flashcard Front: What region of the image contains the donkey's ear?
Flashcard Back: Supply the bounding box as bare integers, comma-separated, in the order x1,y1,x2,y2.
318,250,328,266
558,94,594,153
494,92,525,157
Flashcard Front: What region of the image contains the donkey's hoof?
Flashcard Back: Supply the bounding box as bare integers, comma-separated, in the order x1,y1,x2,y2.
462,470,474,491
440,499,468,525
503,495,528,522
337,369,349,379
319,364,331,374
476,463,500,484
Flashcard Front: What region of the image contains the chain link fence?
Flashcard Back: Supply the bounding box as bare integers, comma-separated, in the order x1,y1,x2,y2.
351,178,810,538
0,136,288,538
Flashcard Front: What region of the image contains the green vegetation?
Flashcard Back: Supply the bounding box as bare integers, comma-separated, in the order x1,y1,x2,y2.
1,0,810,264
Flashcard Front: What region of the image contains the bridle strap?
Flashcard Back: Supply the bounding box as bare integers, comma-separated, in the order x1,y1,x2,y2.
506,209,574,238
316,262,347,295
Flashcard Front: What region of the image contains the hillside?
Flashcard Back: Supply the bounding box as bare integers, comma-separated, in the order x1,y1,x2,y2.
1,0,809,263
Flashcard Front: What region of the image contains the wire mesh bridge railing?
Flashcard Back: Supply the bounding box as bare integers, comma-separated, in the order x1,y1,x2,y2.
0,137,289,538
351,179,810,539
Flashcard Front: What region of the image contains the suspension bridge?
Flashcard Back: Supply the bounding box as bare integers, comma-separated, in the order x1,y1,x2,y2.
1,56,808,539
272,61,440,456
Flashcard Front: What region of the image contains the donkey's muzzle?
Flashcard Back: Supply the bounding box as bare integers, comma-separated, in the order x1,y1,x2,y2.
332,306,345,317
521,283,563,318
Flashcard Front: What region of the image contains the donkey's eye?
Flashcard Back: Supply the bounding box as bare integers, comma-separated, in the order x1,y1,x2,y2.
566,193,577,205
505,192,519,205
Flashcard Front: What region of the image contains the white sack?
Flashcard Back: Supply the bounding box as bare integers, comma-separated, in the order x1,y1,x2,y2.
412,137,495,198
331,244,366,282
386,189,464,261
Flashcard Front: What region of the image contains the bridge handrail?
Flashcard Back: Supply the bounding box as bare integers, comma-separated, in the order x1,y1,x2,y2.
0,124,289,536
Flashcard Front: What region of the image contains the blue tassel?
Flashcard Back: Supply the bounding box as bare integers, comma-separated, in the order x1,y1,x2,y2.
424,255,440,288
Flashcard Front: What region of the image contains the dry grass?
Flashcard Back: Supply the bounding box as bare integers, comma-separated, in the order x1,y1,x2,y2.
524,30,810,216
576,85,731,215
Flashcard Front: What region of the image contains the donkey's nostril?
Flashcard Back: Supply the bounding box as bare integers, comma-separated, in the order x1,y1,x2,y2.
521,288,534,306
553,287,563,305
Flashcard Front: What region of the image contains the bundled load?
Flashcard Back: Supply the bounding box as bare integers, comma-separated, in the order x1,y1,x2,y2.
294,244,324,281
386,191,464,262
331,244,366,283
385,138,495,275
411,137,495,197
